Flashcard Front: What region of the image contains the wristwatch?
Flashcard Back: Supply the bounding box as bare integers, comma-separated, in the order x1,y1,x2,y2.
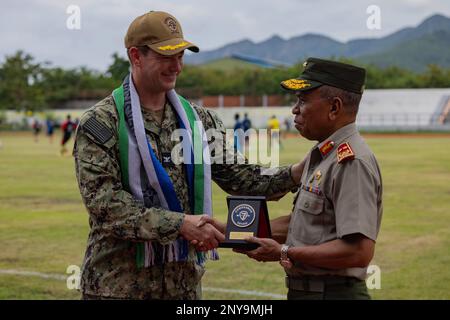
280,244,293,269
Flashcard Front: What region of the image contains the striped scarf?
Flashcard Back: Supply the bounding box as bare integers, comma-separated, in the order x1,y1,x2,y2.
112,74,218,267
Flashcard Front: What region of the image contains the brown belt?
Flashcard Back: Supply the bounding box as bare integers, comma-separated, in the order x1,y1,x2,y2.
285,275,361,293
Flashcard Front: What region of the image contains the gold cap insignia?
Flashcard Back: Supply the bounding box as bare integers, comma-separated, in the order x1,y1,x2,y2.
157,41,189,51
282,79,311,90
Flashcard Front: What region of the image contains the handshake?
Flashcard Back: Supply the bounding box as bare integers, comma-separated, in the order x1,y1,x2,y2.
179,214,226,252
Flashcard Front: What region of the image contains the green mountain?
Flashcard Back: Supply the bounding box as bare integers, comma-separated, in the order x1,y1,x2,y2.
185,14,450,71
198,57,267,71
357,30,450,72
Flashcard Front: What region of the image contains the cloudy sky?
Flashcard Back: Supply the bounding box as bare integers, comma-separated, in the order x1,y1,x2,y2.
1,0,449,71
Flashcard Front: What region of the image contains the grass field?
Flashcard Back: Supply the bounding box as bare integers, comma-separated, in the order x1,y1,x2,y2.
0,131,449,300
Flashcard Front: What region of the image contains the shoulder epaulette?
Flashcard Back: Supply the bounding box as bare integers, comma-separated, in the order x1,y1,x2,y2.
337,142,355,164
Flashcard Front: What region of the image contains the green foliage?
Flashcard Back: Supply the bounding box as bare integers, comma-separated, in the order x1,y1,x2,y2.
419,64,450,87
180,59,450,95
0,51,449,111
0,51,46,111
0,51,121,111
106,52,130,82
178,63,301,96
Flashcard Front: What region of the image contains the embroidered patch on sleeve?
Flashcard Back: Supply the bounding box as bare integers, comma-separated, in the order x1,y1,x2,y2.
82,117,113,145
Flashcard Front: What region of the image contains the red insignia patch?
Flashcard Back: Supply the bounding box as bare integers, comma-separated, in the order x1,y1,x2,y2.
337,142,355,163
319,141,335,157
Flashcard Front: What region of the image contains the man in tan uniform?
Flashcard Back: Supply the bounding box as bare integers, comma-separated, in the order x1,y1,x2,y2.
236,58,383,300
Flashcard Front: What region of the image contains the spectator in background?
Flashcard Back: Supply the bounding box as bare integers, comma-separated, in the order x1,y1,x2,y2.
233,113,244,153
242,113,252,132
46,117,55,144
283,116,292,140
60,114,75,155
32,118,42,143
267,115,282,149
242,113,252,145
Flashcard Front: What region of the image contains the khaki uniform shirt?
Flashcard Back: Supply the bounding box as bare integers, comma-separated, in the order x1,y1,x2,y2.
286,123,383,280
73,95,297,299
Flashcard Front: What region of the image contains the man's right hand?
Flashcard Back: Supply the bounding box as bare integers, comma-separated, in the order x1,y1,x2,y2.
179,215,225,251
195,215,226,234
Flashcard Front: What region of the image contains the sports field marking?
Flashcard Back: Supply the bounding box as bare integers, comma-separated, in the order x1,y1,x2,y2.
202,287,284,299
0,269,66,281
0,269,285,299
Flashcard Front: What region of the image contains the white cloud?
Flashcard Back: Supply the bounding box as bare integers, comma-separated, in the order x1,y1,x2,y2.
0,0,449,70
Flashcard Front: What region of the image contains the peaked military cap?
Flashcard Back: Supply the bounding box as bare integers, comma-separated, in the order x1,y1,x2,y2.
281,58,366,94
125,11,199,55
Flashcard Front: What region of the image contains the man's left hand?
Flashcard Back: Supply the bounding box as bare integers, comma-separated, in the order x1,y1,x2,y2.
233,237,281,262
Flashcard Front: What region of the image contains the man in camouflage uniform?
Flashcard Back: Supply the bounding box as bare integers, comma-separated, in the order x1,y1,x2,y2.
73,11,303,300
236,58,383,300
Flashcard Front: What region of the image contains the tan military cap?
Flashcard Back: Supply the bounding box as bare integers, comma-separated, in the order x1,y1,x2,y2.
124,11,199,55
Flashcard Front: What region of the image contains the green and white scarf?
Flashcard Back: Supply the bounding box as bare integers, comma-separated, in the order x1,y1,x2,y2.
112,74,218,267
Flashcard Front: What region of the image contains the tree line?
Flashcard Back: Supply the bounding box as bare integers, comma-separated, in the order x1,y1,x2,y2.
1,50,449,111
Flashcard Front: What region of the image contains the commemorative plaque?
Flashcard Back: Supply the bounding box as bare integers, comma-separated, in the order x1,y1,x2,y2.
219,196,271,250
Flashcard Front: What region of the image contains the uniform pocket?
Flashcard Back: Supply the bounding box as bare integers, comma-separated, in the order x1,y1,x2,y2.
296,191,324,215
293,191,325,244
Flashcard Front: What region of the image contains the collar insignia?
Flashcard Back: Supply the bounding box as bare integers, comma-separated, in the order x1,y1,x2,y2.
319,140,335,157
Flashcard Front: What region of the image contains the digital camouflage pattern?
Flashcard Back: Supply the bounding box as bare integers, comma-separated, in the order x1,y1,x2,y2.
73,95,297,299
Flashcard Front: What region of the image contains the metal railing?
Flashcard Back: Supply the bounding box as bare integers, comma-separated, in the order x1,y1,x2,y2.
356,113,434,127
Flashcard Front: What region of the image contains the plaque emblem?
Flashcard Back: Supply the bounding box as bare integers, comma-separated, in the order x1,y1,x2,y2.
231,204,256,228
